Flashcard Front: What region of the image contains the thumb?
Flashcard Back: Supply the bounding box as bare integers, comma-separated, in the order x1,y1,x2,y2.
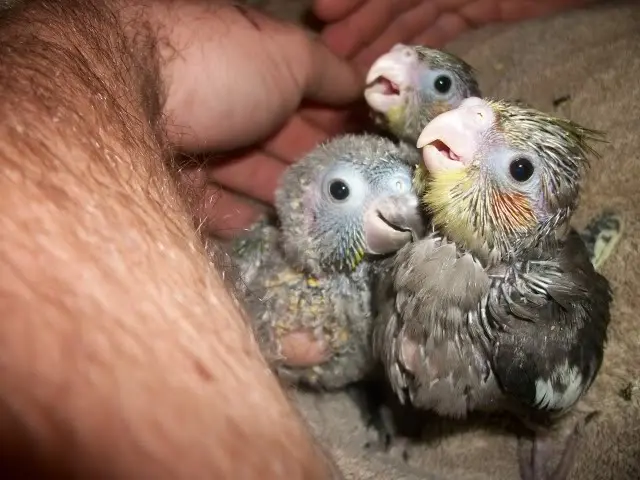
295,31,364,106
213,6,363,108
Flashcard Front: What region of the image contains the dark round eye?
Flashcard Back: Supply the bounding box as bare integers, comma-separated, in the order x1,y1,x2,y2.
329,180,350,201
434,75,452,94
509,158,535,182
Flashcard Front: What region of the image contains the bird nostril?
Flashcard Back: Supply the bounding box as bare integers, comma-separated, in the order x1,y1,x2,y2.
470,106,492,127
402,49,415,62
390,44,415,62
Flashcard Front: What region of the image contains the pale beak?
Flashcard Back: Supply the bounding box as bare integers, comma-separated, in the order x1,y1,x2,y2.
364,44,418,113
363,193,424,255
417,96,494,173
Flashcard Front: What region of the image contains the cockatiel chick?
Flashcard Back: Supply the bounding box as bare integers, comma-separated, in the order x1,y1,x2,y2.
363,44,622,272
236,134,425,390
364,43,481,147
373,97,612,480
231,45,467,292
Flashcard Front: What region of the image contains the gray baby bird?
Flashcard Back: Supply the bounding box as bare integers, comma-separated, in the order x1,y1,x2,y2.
364,43,481,146
373,97,613,480
233,134,424,390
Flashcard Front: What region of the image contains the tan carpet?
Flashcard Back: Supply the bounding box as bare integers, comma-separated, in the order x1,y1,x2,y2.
251,1,640,478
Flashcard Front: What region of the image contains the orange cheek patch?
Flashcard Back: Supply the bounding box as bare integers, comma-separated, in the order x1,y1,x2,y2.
490,191,537,233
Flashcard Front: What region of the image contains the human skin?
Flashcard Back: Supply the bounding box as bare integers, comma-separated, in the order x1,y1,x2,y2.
0,0,359,477
314,0,596,69
189,0,595,236
0,0,599,476
263,0,599,375
136,0,364,238
163,0,600,380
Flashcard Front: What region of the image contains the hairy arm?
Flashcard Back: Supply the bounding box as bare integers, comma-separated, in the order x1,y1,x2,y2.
0,1,336,478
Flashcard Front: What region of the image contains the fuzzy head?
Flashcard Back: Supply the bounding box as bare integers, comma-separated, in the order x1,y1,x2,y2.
275,134,424,276
364,44,481,144
415,97,605,261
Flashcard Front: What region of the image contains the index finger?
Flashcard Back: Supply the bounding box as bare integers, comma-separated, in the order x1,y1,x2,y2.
295,30,365,106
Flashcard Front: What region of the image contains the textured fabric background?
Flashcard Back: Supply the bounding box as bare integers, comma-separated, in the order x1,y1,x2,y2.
249,1,640,478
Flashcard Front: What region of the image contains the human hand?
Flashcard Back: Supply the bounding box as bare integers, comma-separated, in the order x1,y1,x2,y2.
292,0,592,201
139,1,363,237
313,0,591,70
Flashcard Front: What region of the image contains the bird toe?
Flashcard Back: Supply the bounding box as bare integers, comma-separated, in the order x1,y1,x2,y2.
278,330,331,367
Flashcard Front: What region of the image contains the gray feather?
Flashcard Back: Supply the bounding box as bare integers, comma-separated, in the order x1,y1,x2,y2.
230,214,280,294
373,228,611,421
232,134,425,390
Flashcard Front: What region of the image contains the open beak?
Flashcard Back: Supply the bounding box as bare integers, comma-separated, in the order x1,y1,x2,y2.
417,97,494,173
364,44,417,113
362,193,424,255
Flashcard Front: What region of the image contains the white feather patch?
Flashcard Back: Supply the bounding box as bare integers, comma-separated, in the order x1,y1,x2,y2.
534,360,584,412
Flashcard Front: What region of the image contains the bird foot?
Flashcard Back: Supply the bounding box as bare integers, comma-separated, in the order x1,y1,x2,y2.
277,329,332,368
363,403,398,453
578,211,624,271
518,411,600,480
346,381,403,453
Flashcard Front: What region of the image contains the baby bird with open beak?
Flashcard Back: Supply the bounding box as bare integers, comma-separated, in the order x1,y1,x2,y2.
364,43,481,146
373,97,612,480
234,134,425,390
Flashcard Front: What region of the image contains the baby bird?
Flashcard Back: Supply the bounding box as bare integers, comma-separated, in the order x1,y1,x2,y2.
235,134,424,390
364,43,481,146
373,98,612,480
363,44,622,270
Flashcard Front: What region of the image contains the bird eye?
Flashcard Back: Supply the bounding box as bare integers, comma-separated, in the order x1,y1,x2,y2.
328,179,350,201
433,75,452,94
509,157,535,182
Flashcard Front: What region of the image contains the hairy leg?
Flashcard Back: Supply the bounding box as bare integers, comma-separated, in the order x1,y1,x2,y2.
0,1,336,478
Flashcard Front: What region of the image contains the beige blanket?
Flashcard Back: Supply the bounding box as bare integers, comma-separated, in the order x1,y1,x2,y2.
253,1,640,478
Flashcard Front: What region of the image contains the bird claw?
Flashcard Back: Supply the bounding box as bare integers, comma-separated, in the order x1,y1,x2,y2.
518,433,559,480
347,382,399,453
517,412,600,480
277,330,332,368
363,405,397,453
